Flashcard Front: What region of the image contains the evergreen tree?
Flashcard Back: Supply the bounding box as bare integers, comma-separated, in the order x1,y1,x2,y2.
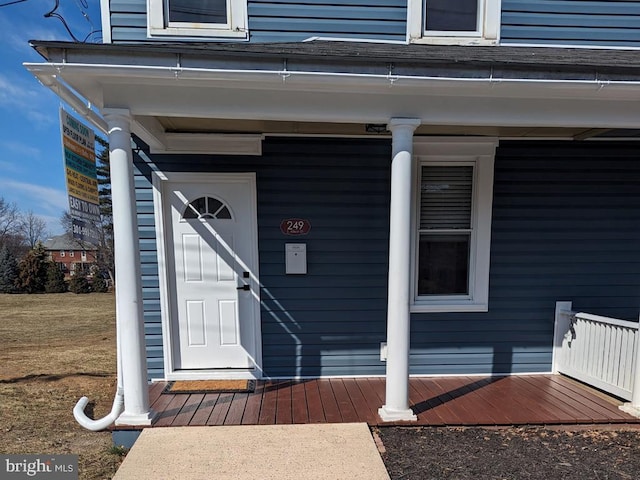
0,246,20,293
96,137,112,219
69,275,91,294
45,262,67,293
17,243,48,293
95,137,114,285
91,273,108,293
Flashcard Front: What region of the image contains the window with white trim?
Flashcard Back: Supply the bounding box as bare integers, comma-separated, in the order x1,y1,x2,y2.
148,0,248,39
408,0,501,45
411,139,496,312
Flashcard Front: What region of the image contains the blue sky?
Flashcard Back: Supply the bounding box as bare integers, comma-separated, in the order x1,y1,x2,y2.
0,0,102,236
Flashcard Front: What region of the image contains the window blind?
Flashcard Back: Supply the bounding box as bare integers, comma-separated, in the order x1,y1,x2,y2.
420,165,473,230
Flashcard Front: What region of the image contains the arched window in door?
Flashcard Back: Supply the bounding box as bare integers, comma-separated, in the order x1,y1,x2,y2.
182,196,232,220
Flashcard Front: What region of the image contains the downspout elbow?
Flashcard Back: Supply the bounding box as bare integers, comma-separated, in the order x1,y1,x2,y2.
73,387,124,432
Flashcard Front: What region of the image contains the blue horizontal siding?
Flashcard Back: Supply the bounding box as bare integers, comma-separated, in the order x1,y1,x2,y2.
135,138,640,380
109,0,406,43
502,26,640,42
249,17,405,36
134,137,392,379
502,0,640,47
134,162,163,380
250,4,405,20
111,0,146,13
505,0,640,15
503,12,640,28
410,141,640,376
109,0,640,47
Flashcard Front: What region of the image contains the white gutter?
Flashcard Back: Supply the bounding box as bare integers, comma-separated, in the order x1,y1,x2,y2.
31,70,108,134
25,62,640,93
26,59,640,136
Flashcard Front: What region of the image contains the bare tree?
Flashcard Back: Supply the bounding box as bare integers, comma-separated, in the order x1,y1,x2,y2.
19,210,48,249
0,197,22,253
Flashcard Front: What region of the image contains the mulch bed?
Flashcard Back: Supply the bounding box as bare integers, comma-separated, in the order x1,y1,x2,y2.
377,426,640,480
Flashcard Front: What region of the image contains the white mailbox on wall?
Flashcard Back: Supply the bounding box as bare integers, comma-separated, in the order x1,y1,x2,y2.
285,243,307,274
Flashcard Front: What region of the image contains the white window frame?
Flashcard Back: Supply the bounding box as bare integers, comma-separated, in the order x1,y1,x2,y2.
60,250,65,258
408,0,501,45
148,0,248,39
69,251,75,257
410,138,497,313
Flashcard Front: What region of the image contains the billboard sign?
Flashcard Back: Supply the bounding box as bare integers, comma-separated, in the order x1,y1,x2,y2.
60,108,100,243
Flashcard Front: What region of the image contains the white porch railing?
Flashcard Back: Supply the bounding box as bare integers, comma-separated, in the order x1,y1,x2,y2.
553,301,639,402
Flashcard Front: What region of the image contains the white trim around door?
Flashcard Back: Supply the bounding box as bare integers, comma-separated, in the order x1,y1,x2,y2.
153,171,262,380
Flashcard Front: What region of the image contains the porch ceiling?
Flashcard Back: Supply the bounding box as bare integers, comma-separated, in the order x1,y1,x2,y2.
154,116,617,140
25,41,640,146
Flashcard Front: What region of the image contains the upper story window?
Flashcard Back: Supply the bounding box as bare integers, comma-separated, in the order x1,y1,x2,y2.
148,0,248,39
408,0,501,45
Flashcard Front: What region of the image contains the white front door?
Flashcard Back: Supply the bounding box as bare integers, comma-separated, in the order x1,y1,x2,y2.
165,174,260,372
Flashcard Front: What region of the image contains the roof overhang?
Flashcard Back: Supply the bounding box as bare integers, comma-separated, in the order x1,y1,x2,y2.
24,41,640,147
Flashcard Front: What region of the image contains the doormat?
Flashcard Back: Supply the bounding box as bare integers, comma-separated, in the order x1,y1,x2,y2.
163,380,256,394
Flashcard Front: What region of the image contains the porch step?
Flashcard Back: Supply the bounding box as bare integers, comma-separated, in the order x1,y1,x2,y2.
112,423,390,480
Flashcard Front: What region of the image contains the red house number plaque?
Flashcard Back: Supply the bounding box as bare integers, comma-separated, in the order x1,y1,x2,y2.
280,218,311,236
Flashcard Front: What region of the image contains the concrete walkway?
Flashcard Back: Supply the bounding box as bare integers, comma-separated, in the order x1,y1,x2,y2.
112,423,390,480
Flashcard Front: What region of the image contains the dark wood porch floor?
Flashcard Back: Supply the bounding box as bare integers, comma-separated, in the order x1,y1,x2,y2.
145,375,640,428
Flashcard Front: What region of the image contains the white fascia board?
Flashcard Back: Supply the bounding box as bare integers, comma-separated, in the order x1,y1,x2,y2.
413,137,499,156
30,62,640,101
25,62,640,129
158,133,264,155
131,116,167,152
100,87,640,129
133,115,264,154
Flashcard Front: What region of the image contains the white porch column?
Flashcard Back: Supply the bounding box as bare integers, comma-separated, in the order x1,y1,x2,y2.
105,109,155,426
379,118,420,422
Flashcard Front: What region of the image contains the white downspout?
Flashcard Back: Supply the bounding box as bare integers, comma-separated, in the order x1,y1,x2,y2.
73,325,124,431
379,118,420,422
